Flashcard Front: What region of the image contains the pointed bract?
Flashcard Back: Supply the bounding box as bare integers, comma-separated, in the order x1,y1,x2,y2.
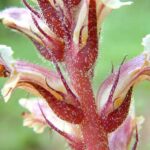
102,87,133,132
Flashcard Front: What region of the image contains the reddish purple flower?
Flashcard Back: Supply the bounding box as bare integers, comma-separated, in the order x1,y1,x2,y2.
0,0,149,150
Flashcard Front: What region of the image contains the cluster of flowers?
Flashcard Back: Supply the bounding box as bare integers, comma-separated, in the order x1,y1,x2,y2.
0,0,150,149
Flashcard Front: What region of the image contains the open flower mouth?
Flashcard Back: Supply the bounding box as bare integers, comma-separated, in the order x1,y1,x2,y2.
0,0,149,150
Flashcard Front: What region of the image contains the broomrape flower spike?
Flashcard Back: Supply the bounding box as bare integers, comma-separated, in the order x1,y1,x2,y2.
0,0,149,149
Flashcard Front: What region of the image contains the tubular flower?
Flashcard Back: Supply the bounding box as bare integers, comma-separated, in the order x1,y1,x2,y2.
0,0,149,150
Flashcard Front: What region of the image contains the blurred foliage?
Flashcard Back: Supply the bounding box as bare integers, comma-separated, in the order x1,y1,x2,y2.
0,0,150,150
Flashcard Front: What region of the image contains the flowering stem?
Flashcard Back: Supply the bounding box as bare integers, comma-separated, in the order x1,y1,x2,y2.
66,59,108,149
64,0,109,148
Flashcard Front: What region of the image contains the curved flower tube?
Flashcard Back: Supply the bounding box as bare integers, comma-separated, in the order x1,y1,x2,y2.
97,40,150,114
97,53,150,113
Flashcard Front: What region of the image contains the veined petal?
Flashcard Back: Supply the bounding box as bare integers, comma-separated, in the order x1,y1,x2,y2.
19,97,82,141
1,61,65,102
97,35,150,114
0,47,65,102
0,7,41,43
109,116,135,150
0,8,57,43
0,7,65,61
15,61,65,93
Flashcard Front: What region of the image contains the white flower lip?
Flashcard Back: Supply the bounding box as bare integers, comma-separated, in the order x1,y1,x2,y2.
142,34,150,51
1,74,20,103
102,0,133,9
0,45,14,68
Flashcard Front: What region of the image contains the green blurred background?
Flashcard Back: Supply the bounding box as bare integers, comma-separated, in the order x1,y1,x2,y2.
0,0,150,149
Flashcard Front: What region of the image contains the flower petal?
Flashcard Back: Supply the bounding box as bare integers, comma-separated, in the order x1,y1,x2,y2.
101,0,133,9
1,60,65,102
0,8,64,61
97,35,150,114
15,61,65,93
108,116,135,150
0,8,55,43
142,34,150,51
2,74,20,102
0,8,40,43
21,111,46,134
19,97,82,140
0,45,14,72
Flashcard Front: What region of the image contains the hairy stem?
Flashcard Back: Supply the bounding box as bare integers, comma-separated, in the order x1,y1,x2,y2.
66,57,108,149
